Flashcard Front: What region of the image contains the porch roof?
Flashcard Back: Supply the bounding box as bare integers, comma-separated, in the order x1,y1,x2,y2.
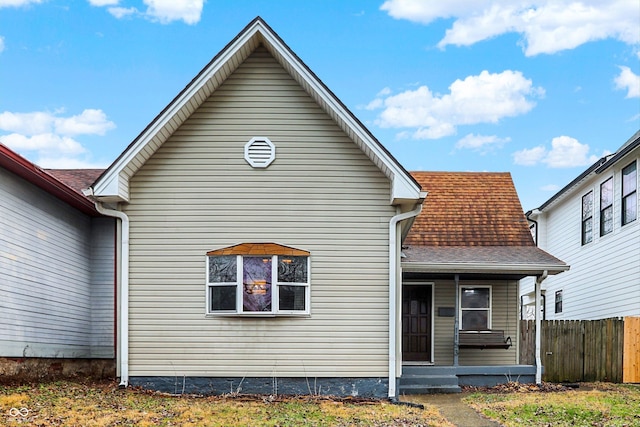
401,245,568,279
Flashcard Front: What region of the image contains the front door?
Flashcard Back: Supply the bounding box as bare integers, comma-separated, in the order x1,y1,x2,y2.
402,285,432,362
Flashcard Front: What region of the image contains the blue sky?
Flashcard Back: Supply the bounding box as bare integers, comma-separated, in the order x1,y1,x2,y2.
0,0,638,210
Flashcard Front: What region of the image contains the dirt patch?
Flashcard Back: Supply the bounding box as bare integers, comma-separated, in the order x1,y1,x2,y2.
0,357,115,383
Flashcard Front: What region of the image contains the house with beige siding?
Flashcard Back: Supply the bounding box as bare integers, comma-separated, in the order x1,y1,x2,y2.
3,17,568,397
81,17,567,397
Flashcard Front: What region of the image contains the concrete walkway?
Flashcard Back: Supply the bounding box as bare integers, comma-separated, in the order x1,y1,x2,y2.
401,392,503,427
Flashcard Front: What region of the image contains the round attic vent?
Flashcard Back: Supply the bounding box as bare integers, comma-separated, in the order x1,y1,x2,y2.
244,137,275,168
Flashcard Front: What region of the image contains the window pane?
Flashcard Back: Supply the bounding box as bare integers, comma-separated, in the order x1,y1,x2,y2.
582,192,593,220
601,205,613,236
243,257,272,312
623,192,637,225
461,311,488,330
209,256,237,283
622,162,637,197
461,288,489,308
601,178,613,207
210,286,236,311
279,285,306,311
278,256,308,283
582,217,593,244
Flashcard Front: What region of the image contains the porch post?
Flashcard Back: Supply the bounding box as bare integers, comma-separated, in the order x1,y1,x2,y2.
454,273,460,367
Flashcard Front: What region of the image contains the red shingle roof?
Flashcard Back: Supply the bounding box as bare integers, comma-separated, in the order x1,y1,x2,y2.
45,169,104,196
406,172,535,247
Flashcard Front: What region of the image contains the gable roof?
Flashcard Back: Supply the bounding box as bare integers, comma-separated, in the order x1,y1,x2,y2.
0,143,100,216
533,129,640,213
406,172,534,247
403,171,568,278
87,16,421,206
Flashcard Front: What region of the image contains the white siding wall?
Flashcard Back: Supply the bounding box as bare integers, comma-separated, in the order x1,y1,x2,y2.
523,151,640,320
124,48,396,378
0,167,114,358
432,280,519,365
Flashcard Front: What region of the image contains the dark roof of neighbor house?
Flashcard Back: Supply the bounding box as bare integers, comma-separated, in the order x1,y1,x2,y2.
0,143,101,216
403,171,568,278
45,169,105,197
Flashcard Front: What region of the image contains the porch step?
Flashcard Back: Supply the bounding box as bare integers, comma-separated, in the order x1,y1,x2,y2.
399,366,461,394
399,383,462,394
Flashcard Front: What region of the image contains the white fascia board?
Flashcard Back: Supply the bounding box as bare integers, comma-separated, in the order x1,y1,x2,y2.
402,262,570,276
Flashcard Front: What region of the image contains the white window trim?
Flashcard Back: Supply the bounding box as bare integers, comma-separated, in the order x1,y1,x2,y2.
206,254,310,317
459,285,492,331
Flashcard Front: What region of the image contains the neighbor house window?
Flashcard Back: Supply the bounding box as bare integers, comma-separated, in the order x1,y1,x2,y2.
555,290,563,314
206,243,310,316
622,161,637,226
459,286,491,330
600,177,613,236
582,191,593,245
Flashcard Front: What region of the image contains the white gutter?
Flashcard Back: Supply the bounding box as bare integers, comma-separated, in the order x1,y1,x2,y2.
388,195,426,399
87,193,130,387
534,270,548,384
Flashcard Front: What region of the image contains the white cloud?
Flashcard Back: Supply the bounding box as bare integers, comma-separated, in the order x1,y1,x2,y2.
107,6,137,19
87,0,118,5
541,184,561,192
0,0,43,7
513,135,601,168
456,133,511,153
54,109,115,136
0,108,115,167
143,0,203,25
0,36,5,53
35,156,109,169
614,66,640,98
91,0,204,24
368,70,542,139
0,109,115,136
380,0,640,56
1,133,86,155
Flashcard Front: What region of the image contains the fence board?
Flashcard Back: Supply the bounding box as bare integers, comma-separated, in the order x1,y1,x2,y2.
623,316,640,383
520,318,625,383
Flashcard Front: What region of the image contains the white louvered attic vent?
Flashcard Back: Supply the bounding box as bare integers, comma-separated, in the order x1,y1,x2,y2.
244,137,275,168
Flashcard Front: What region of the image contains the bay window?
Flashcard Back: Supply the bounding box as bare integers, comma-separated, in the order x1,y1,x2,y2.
206,243,310,316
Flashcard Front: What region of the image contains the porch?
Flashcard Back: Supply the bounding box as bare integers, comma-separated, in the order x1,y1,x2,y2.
399,364,537,394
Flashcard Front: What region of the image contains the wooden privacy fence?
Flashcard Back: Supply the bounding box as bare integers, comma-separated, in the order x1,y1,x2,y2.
520,317,640,383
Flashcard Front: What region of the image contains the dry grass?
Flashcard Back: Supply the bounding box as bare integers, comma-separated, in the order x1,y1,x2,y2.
465,382,640,427
0,380,451,426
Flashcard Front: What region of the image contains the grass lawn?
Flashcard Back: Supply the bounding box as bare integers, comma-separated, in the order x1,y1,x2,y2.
465,382,640,427
0,380,452,427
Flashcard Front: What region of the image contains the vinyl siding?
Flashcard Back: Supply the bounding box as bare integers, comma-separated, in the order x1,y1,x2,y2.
432,280,519,365
0,167,115,358
521,151,640,320
124,48,395,378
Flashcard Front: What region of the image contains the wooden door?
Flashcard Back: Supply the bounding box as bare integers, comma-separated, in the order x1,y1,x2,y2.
402,285,432,362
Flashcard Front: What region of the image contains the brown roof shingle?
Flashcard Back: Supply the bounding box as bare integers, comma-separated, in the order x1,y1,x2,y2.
45,169,105,196
406,171,535,247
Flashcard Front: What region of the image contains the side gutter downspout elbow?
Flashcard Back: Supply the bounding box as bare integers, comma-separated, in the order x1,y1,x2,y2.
535,270,548,384
92,198,130,388
388,196,425,399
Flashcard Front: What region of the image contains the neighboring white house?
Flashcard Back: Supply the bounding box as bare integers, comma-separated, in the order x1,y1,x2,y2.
520,130,640,320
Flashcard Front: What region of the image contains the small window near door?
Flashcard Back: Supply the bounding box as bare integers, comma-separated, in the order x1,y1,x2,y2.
460,286,491,330
555,290,563,314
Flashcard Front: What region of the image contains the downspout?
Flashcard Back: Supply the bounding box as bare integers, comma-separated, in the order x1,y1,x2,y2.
90,196,130,387
535,270,548,384
388,198,425,399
